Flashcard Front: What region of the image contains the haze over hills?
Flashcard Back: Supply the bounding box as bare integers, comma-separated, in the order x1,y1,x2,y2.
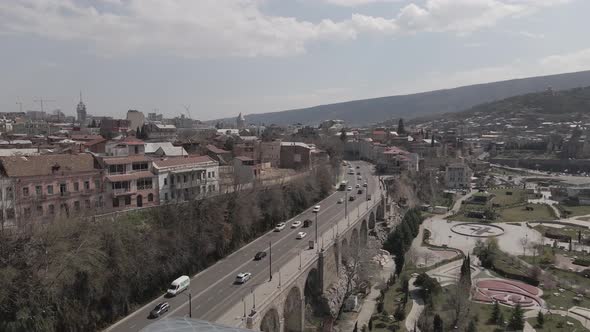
227,70,590,126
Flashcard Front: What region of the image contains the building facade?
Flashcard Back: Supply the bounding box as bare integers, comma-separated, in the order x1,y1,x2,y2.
445,163,473,189
101,155,159,210
153,156,219,204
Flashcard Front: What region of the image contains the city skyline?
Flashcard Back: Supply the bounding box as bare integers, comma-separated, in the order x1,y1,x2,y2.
1,0,589,120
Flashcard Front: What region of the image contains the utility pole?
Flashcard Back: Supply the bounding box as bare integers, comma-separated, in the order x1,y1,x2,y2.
269,241,272,281
313,210,319,252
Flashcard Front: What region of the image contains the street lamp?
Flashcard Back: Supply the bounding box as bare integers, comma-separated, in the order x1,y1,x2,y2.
269,241,272,281
313,210,319,252
345,191,348,219
183,292,192,318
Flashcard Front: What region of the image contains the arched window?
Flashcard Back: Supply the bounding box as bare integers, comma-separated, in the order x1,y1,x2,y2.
148,193,154,202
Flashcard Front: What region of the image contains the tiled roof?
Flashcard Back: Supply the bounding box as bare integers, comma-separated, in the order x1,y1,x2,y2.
84,138,107,146
105,171,155,182
120,136,145,146
102,155,151,165
206,144,230,154
0,154,97,177
71,134,103,141
153,155,215,168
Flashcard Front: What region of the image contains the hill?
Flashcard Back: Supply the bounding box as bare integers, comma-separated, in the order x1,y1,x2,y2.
226,70,590,126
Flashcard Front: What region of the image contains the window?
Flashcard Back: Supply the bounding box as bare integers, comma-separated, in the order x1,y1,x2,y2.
36,205,43,216
132,162,148,171
164,193,169,201
60,203,68,214
112,198,120,207
74,182,79,191
48,205,55,215
111,181,130,191
191,173,195,181
24,207,31,218
212,171,215,178
183,175,187,183
85,200,91,209
148,193,154,202
84,181,90,190
134,146,139,154
109,164,125,174
124,196,131,205
171,191,175,199
164,178,167,186
22,187,29,197
95,180,101,191
170,176,174,184
96,196,103,208
60,183,67,195
74,201,80,211
35,185,42,196
6,208,14,219
137,178,153,190
6,187,12,200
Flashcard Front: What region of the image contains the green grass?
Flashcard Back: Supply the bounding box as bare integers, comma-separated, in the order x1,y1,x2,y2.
541,268,590,311
497,204,555,222
559,204,590,218
527,314,588,331
489,188,526,207
371,276,412,332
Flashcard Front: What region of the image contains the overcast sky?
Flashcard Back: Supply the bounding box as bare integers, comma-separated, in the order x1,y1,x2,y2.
0,0,589,120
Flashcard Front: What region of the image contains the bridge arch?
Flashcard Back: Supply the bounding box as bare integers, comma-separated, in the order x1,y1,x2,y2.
360,220,368,247
283,286,303,332
351,228,359,253
333,240,340,272
369,211,376,229
260,307,280,332
304,267,323,318
341,238,349,264
377,196,385,220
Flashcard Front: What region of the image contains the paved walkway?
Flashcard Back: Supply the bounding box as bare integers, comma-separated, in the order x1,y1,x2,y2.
523,307,590,331
405,276,423,332
354,258,395,329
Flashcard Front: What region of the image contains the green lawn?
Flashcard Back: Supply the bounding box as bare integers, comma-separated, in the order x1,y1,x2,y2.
489,188,526,207
541,268,590,311
371,276,412,332
527,314,588,331
559,205,590,218
498,204,555,222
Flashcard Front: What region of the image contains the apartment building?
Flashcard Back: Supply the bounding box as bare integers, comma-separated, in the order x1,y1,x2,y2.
152,155,219,203
0,154,104,225
445,163,473,189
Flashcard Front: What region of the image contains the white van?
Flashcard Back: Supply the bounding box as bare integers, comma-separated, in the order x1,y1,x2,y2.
167,275,190,296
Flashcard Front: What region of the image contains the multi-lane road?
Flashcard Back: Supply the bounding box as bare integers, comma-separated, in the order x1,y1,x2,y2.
107,161,378,332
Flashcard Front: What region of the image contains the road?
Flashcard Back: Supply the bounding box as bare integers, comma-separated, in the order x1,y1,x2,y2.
107,161,379,332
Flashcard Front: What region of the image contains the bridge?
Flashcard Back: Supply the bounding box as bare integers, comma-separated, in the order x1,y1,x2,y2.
216,188,391,332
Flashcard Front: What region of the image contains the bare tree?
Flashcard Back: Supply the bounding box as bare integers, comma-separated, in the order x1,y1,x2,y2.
520,236,529,256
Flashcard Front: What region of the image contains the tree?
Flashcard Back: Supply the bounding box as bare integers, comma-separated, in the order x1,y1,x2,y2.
536,311,544,328
433,314,443,332
508,304,524,331
394,305,406,321
397,118,405,135
340,128,347,142
353,322,358,332
368,317,373,331
89,119,97,128
490,301,501,324
466,320,477,332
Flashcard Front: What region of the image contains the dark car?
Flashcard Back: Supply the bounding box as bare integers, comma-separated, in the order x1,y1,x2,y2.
254,251,267,260
356,166,360,169
349,196,355,201
303,219,313,227
150,302,170,318
356,172,361,175
357,189,363,195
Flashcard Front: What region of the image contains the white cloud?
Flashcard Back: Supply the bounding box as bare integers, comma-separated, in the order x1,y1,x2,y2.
0,0,572,58
319,0,398,6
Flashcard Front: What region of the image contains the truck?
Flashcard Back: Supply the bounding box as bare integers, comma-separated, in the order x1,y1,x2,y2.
167,275,190,296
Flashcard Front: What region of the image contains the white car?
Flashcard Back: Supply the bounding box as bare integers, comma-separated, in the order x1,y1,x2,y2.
296,232,307,239
357,176,362,180
274,223,286,231
347,186,352,191
338,198,344,204
235,272,252,284
355,184,360,188
363,182,367,187
313,205,321,213
291,220,302,228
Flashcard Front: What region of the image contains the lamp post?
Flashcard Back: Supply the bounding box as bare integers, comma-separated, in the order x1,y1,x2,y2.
314,210,319,252
183,292,192,318
269,241,272,281
345,191,348,219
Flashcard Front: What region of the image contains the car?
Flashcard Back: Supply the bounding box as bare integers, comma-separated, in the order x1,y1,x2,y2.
274,223,286,231
291,220,302,228
235,272,252,284
357,189,363,194
357,176,362,180
149,302,170,318
349,196,355,201
348,170,354,175
355,184,360,188
363,183,367,187
367,194,372,200
356,166,360,169
338,198,344,204
303,219,313,227
296,232,307,239
254,251,267,260
313,205,321,213
347,186,352,191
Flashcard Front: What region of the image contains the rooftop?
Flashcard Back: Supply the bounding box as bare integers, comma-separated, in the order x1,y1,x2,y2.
0,154,97,177
153,155,216,168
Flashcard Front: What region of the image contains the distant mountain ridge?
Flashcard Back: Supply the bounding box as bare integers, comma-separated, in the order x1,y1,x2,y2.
225,70,590,126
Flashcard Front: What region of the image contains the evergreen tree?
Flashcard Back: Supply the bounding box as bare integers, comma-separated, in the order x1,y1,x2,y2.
497,310,504,326
508,304,524,331
466,320,477,332
433,314,443,332
368,317,373,331
490,301,501,324
394,305,406,321
340,128,347,142
394,253,405,276
397,118,405,135
353,321,358,332
136,126,141,138
536,311,544,328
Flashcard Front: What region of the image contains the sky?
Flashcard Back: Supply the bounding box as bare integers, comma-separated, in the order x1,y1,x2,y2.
0,0,589,121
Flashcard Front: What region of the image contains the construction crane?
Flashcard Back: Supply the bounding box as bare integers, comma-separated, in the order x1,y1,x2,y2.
33,98,56,113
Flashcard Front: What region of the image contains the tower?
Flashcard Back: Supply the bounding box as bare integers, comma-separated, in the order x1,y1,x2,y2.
76,91,87,125
236,113,246,130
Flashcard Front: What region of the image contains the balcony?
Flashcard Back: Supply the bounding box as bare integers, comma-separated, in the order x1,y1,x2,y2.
112,188,133,196
59,191,70,197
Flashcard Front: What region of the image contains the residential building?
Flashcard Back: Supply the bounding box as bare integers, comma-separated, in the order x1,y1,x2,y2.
100,155,158,210
145,123,177,141
377,146,419,174
206,144,232,165
0,177,16,229
105,136,145,156
280,142,312,170
445,163,473,189
234,136,260,161
233,156,260,186
152,156,219,203
100,119,130,138
260,140,281,167
0,154,105,225
145,142,188,157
